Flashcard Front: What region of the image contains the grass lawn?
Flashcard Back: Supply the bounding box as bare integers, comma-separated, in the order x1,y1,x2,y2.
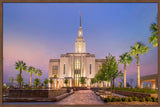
109,87,158,94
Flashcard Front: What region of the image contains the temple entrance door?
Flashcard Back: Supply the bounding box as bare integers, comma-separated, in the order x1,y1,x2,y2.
74,70,81,87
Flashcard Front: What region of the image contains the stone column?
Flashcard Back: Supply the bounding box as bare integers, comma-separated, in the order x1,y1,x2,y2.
156,78,158,89
101,82,103,87
60,79,62,88
140,81,143,88
108,82,111,87
70,79,72,87
57,79,59,89
85,79,87,87
64,79,66,87
54,79,57,89
151,81,156,89
48,82,51,88
106,82,108,88
96,83,98,87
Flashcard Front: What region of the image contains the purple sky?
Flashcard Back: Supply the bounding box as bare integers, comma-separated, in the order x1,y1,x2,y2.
3,3,157,87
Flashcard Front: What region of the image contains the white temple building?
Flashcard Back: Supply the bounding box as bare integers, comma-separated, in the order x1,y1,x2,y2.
49,13,110,88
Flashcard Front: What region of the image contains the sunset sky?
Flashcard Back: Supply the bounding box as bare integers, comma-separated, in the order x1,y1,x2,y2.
3,3,157,87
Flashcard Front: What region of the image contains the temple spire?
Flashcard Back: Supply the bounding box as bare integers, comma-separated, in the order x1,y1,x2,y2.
80,12,81,27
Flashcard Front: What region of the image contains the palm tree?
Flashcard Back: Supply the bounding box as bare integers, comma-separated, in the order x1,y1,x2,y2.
49,79,53,89
119,52,133,88
16,74,23,88
35,69,42,80
130,42,150,88
27,66,35,87
15,60,27,88
148,23,158,47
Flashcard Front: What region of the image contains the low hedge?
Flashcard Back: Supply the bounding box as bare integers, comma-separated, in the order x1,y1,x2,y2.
128,97,133,102
132,97,138,101
103,97,158,102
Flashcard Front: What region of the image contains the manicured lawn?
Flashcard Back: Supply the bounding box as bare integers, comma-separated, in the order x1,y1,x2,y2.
109,87,157,94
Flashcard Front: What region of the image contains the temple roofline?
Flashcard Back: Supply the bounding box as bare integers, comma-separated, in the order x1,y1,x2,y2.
60,53,95,57
49,59,60,62
95,59,105,62
140,74,158,81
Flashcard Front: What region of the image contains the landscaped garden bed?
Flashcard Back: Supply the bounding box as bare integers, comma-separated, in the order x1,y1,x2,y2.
102,96,158,105
107,87,158,94
105,88,158,98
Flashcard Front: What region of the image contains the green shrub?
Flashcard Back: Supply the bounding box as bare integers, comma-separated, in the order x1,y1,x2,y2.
9,85,14,89
145,97,152,102
121,97,125,102
24,84,29,88
2,83,7,92
104,97,111,102
151,97,157,102
139,98,145,102
111,97,117,102
128,97,133,102
116,97,121,102
132,97,138,101
121,97,128,102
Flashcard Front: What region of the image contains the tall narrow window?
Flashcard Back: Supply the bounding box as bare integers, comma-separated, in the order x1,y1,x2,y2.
90,64,91,74
52,65,58,75
64,64,65,74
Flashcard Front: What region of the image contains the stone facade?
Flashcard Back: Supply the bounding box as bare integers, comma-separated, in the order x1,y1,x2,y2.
49,13,110,88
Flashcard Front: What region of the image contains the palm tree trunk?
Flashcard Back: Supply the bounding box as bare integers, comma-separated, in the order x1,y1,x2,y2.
30,73,32,87
124,64,127,88
20,69,22,88
38,75,39,80
137,54,140,88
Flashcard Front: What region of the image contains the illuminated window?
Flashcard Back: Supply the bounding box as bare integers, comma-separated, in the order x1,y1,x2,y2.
90,64,91,74
63,64,65,74
52,65,58,75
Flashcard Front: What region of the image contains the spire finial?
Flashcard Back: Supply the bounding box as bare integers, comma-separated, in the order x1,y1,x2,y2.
80,12,81,27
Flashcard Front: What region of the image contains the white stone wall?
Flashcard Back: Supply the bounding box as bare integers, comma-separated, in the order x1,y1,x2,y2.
60,56,71,78
95,61,104,74
49,54,109,88
49,60,60,78
85,56,95,78
75,40,86,53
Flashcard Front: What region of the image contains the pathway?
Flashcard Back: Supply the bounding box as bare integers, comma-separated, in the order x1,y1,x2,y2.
55,90,104,105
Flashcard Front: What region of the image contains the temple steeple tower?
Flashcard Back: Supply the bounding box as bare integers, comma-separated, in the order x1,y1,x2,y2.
75,12,86,53
80,12,81,26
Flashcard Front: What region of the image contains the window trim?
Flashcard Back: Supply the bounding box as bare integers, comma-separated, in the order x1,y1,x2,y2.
64,64,65,74
90,64,91,74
